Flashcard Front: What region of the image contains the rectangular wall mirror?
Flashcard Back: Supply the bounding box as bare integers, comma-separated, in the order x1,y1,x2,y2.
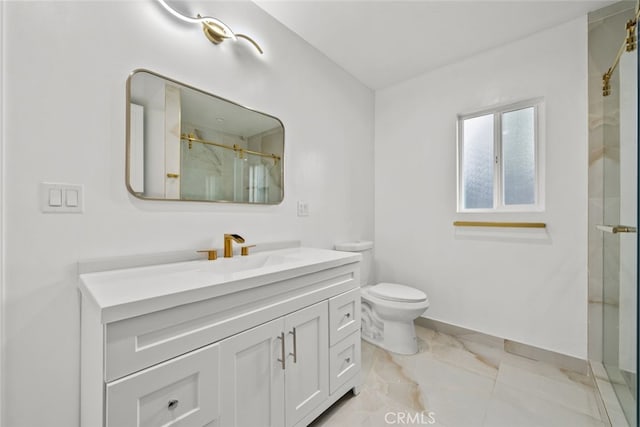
126,69,284,204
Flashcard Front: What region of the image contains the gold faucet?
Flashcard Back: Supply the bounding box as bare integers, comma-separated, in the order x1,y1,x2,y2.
224,234,245,257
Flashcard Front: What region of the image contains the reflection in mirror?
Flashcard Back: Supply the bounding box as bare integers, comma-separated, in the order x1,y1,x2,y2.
126,70,284,204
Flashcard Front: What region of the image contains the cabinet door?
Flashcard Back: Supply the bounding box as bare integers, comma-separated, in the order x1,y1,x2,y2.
106,342,219,427
284,301,329,427
219,317,285,427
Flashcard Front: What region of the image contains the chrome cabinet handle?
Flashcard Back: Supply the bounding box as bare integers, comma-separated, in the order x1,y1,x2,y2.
168,399,179,410
277,332,286,370
289,328,297,363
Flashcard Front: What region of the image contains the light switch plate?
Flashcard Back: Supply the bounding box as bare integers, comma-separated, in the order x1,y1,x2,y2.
41,183,84,213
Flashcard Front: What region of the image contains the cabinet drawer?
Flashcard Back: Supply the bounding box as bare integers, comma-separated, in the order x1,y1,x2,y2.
106,343,219,427
329,331,361,394
328,288,361,345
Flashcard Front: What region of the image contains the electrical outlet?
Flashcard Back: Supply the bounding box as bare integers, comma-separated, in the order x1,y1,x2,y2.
297,200,309,217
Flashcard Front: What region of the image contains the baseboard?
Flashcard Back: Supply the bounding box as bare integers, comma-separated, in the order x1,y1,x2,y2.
415,317,589,375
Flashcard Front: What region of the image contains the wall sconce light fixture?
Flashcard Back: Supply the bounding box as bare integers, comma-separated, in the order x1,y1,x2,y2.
156,0,264,54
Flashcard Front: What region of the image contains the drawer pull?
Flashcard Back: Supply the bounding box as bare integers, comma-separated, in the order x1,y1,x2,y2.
168,399,179,410
345,313,351,318
277,333,286,370
289,328,298,363
345,357,351,364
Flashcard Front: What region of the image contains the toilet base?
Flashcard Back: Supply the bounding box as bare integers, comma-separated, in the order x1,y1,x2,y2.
362,319,419,355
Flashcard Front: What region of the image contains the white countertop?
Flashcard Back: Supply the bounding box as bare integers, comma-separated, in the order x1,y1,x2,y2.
79,247,361,324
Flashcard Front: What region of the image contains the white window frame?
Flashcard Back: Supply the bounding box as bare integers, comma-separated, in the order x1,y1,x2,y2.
456,98,545,213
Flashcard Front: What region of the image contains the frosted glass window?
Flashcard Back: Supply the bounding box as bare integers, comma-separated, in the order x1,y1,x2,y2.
502,107,535,205
462,114,494,209
457,99,542,212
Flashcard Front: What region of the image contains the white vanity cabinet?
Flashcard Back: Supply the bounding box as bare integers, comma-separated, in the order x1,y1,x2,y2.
79,247,362,427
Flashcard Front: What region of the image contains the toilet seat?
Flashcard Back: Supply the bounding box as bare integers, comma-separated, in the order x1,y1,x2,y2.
368,283,427,303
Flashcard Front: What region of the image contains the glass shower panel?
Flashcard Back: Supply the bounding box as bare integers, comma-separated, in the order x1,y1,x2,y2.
179,133,283,203
462,114,494,209
602,33,637,426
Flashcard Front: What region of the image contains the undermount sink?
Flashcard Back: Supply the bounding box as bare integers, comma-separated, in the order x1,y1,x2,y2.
196,252,299,274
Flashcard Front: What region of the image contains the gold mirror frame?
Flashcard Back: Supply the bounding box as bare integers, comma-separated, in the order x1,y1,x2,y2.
125,69,285,205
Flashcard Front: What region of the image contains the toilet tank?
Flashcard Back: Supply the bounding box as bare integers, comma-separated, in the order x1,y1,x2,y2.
334,241,373,286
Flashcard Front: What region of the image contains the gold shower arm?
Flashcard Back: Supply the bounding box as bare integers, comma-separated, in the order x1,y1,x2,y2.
182,134,280,162
602,7,639,96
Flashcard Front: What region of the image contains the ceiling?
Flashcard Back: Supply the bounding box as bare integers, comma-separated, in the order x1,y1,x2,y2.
255,0,619,90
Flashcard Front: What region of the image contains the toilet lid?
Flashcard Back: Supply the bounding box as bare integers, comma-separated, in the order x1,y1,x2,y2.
369,283,427,303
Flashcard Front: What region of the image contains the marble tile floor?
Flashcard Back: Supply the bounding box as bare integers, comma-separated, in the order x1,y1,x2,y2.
311,325,607,427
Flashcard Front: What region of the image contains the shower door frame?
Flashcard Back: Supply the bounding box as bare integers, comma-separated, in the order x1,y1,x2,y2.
600,20,639,425
0,1,5,424
0,1,7,425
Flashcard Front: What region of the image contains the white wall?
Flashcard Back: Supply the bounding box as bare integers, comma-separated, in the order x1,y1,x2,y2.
1,1,374,426
375,17,588,358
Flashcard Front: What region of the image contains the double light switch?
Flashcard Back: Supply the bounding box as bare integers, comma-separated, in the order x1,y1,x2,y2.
41,183,83,213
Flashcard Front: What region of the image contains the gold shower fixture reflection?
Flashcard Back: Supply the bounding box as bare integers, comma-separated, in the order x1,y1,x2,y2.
602,4,638,96
156,0,263,54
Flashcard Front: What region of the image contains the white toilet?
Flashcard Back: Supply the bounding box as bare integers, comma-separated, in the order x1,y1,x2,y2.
334,241,429,355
